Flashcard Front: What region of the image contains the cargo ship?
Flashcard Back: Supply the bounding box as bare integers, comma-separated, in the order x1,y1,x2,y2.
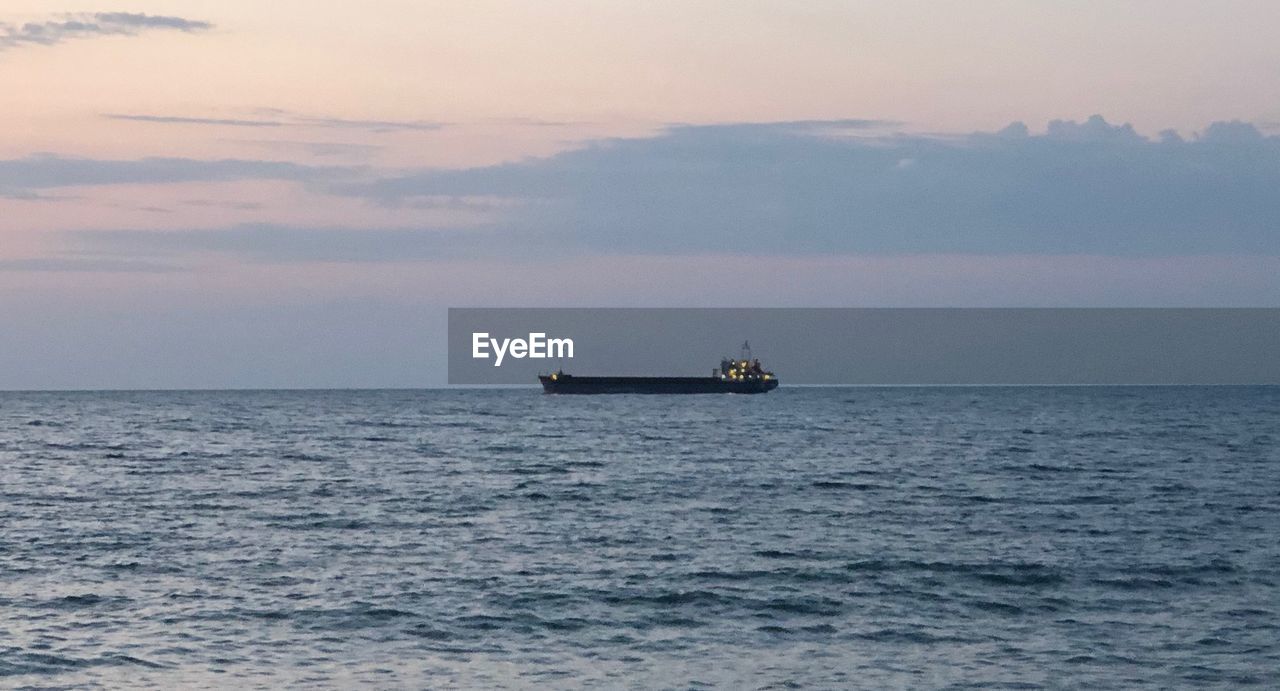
538,343,779,394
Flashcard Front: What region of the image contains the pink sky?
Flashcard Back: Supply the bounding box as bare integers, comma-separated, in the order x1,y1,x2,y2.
3,2,1279,386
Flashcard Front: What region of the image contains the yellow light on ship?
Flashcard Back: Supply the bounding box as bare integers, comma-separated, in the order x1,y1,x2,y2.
550,373,557,380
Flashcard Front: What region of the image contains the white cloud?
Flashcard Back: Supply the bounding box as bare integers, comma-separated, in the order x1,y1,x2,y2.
0,12,211,51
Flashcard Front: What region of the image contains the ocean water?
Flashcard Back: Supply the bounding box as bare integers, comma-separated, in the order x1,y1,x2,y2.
1,387,1277,689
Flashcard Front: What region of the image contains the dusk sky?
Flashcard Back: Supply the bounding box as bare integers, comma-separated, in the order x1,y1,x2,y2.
3,1,1280,388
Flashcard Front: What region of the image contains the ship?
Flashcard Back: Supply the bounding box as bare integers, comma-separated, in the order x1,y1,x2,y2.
539,342,779,394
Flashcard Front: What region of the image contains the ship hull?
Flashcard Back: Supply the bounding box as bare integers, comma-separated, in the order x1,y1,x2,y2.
539,375,778,394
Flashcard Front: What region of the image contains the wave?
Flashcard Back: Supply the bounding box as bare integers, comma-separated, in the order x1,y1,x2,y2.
0,651,164,677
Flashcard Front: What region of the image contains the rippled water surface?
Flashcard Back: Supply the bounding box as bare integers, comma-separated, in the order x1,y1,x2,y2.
1,387,1278,688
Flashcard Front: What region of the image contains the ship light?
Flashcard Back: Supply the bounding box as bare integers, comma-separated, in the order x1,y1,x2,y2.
550,373,558,380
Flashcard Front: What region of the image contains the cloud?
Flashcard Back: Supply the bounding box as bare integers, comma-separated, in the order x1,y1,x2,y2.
0,154,346,194
105,110,445,133
179,199,265,211
104,114,284,128
227,139,384,158
499,117,594,128
335,116,1280,256
92,12,210,31
0,257,179,273
66,224,507,263
0,12,211,51
0,189,79,201
15,115,1280,263
667,118,901,136
292,116,444,133
1042,114,1144,143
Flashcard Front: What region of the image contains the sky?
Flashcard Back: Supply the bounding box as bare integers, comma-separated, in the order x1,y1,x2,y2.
2,1,1279,388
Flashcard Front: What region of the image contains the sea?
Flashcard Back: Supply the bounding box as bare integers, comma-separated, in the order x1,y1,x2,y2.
1,387,1277,689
